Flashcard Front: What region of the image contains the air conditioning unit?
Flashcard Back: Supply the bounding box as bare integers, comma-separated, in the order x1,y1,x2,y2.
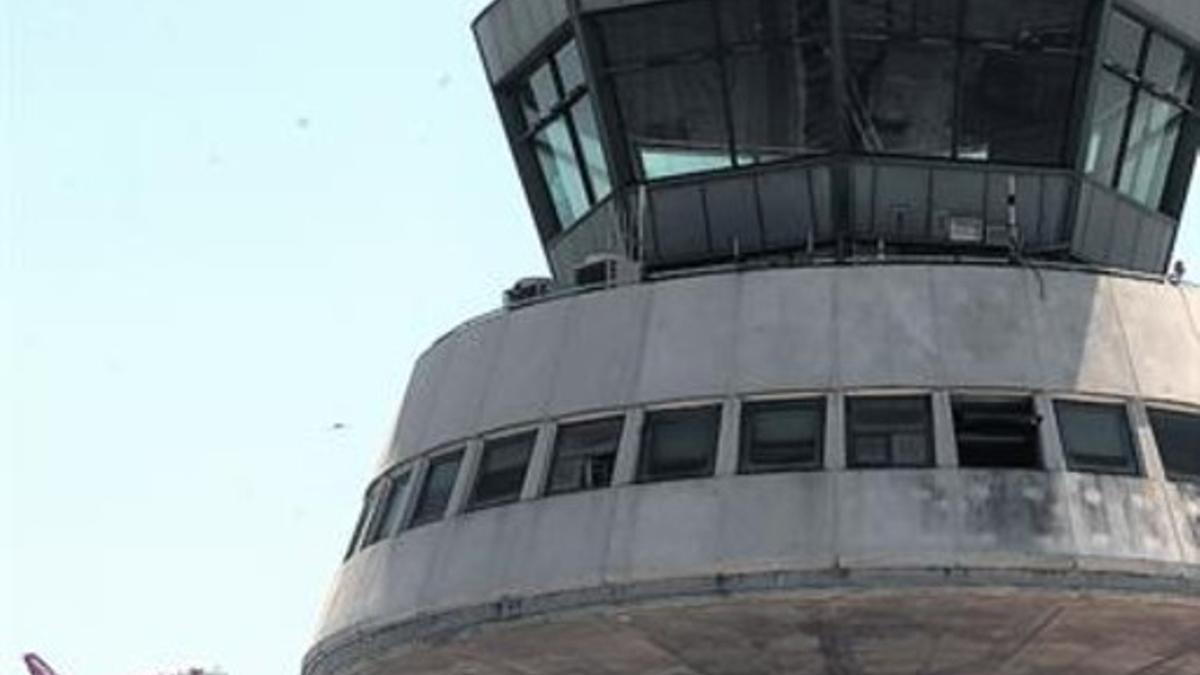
573,254,638,288
503,277,554,308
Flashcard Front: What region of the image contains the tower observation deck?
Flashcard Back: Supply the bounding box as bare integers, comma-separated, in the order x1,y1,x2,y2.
305,1,1200,674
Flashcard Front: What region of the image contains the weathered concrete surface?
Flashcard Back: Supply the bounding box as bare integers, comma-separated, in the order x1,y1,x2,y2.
387,267,1200,467
307,587,1200,675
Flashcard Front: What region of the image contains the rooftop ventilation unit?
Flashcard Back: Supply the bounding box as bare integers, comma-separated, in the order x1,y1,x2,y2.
574,254,637,288
503,277,554,308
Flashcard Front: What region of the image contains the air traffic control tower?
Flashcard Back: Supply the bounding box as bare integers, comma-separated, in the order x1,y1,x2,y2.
306,1,1200,673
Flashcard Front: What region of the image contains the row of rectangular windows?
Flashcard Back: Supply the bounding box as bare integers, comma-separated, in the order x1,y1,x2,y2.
344,394,1200,560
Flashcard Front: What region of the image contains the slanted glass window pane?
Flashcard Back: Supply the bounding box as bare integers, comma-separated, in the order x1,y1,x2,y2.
345,481,386,559
964,0,1089,49
846,41,956,157
1086,72,1136,186
1055,401,1139,475
535,118,591,224
522,63,561,128
1143,34,1193,100
721,0,829,46
556,40,586,95
408,451,463,528
727,46,835,164
547,417,623,496
597,0,716,67
365,471,411,546
959,49,1078,165
571,97,612,200
844,0,960,38
740,399,825,474
638,406,721,483
1118,94,1186,209
470,432,536,510
614,62,732,179
1104,12,1145,73
952,397,1040,469
1148,408,1200,482
847,396,934,469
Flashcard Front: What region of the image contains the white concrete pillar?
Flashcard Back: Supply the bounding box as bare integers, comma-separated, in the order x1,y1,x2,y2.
521,422,557,500
612,408,644,486
932,391,959,469
1129,401,1167,481
1035,395,1068,472
714,397,742,476
447,440,483,516
826,392,846,471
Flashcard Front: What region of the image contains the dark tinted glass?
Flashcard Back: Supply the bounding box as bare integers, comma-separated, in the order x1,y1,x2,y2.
1086,72,1136,185
547,417,624,496
964,0,1089,48
727,46,835,164
598,0,716,67
556,40,586,94
1148,408,1200,482
1055,401,1139,475
365,471,411,546
638,406,721,483
1104,11,1145,73
1143,34,1193,100
521,62,560,128
952,397,1040,469
571,97,613,199
847,396,934,468
470,432,536,510
740,399,825,474
344,481,385,559
408,451,463,528
614,62,732,179
720,0,829,45
846,41,955,157
958,49,1078,165
844,0,960,37
1118,94,1186,209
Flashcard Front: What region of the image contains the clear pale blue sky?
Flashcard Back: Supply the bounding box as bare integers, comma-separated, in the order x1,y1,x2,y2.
2,2,1198,675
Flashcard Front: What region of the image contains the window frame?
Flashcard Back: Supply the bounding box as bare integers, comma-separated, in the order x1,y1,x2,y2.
951,394,1042,470
845,394,936,470
545,414,625,497
468,430,538,511
511,36,613,231
406,449,466,530
636,403,723,484
1053,399,1141,476
738,397,827,475
1147,404,1200,483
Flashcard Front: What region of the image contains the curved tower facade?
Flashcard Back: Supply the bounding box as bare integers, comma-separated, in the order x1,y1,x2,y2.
305,1,1200,673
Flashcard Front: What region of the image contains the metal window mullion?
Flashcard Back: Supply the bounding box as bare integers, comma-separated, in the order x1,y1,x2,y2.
709,0,740,167
1111,27,1155,189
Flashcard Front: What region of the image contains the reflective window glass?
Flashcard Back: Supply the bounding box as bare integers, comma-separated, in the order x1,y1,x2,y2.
522,63,560,128
1055,401,1139,475
727,46,835,164
959,49,1078,164
1086,72,1136,185
846,41,955,157
470,432,535,510
1104,11,1145,73
952,397,1040,469
739,399,825,474
1148,408,1200,482
598,0,716,67
535,118,591,224
1143,34,1193,100
556,40,586,95
614,62,733,179
547,417,624,496
964,0,1089,49
1118,94,1186,209
720,0,828,46
408,451,463,528
844,0,960,38
365,471,411,546
638,406,721,483
847,396,934,469
570,97,613,199
344,481,386,559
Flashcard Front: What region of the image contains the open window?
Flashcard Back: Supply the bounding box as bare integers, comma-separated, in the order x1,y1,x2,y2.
952,396,1041,469
1054,401,1140,475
